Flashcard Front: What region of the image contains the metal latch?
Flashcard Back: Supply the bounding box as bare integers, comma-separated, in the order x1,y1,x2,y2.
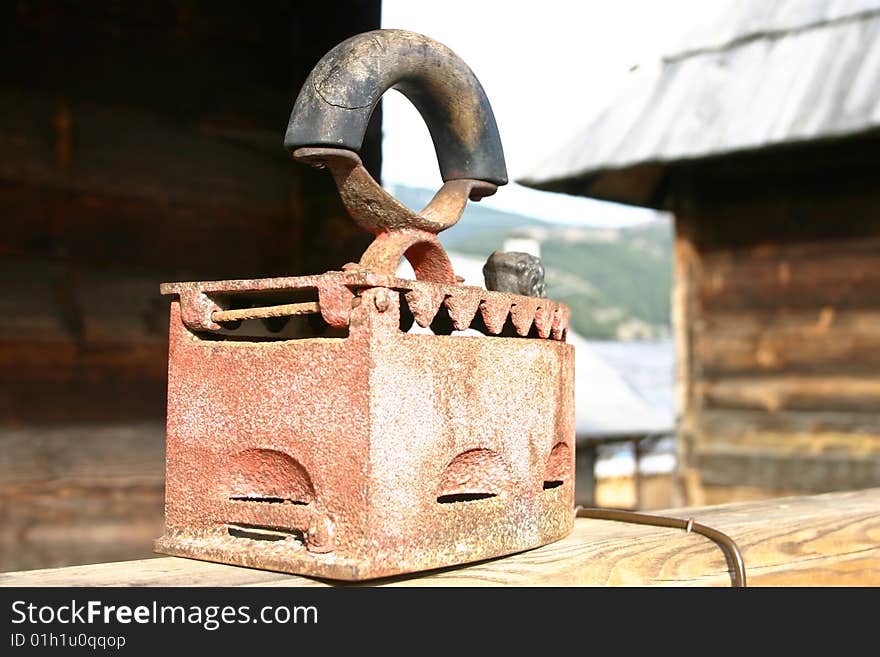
154,29,575,581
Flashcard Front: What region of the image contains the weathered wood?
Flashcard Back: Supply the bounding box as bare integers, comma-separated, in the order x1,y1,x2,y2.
673,166,880,501
679,167,880,246
695,451,880,491
0,92,292,206
0,342,168,424
0,0,381,573
0,423,165,483
5,2,307,130
0,480,164,572
0,424,165,571
698,408,880,439
698,244,880,311
698,375,880,413
2,489,878,586
697,309,880,376
673,214,701,504
0,193,289,278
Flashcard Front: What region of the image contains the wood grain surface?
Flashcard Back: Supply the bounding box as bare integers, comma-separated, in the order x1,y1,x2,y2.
3,488,878,587
673,182,880,500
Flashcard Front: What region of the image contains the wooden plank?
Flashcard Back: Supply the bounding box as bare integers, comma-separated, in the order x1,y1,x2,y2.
696,408,880,454
698,374,880,413
697,309,880,375
0,479,164,572
2,489,878,586
5,2,299,129
698,245,880,311
697,484,805,506
0,424,165,571
673,213,702,504
0,93,293,211
680,177,880,249
0,341,168,424
0,260,169,342
695,450,880,491
0,423,164,483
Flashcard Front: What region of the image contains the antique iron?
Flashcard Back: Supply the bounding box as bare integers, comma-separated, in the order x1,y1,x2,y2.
154,29,575,581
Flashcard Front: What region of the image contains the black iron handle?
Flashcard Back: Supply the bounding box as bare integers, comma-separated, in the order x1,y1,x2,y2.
284,29,508,186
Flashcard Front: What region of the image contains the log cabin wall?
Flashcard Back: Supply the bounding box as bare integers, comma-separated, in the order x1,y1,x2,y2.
0,1,380,571
671,136,880,505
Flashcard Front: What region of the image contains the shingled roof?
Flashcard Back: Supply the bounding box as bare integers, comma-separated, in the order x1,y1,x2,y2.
519,0,880,207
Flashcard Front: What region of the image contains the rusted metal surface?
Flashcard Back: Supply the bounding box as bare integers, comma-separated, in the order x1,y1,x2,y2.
155,287,574,579
211,302,321,323
161,271,570,340
155,29,574,580
293,148,497,235
291,147,495,284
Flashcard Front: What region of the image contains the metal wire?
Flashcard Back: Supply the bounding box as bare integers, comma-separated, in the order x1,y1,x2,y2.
575,506,747,587
212,301,321,323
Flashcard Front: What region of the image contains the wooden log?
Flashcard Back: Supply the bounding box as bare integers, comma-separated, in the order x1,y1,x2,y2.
691,410,880,494
697,309,880,376
2,489,878,586
699,252,880,310
0,423,165,484
697,237,880,311
0,424,165,571
6,2,304,130
673,219,702,502
700,232,880,263
0,92,294,211
0,341,168,424
0,479,164,572
679,173,880,249
695,450,880,491
574,443,597,506
698,375,880,413
697,408,880,440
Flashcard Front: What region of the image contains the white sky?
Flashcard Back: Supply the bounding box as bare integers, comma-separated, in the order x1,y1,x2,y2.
380,0,708,226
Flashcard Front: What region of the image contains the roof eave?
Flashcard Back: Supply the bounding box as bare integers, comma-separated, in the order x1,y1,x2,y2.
518,162,669,210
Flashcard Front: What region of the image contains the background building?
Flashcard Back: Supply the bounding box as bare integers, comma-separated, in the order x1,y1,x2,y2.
0,0,381,571
521,0,880,504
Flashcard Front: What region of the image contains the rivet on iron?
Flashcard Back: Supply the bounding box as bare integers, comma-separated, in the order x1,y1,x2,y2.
374,288,390,312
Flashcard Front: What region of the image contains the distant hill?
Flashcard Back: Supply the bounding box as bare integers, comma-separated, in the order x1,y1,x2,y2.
391,184,549,246
391,184,673,340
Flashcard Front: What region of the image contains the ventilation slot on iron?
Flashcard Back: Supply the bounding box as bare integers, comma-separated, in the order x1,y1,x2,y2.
227,523,305,543
202,289,348,341
228,496,309,505
543,442,571,491
436,492,497,504
226,449,315,506
435,448,512,504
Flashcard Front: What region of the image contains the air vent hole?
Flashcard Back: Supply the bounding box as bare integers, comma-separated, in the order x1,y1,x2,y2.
436,492,497,504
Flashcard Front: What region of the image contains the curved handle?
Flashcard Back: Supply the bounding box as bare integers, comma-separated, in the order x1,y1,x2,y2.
284,29,508,186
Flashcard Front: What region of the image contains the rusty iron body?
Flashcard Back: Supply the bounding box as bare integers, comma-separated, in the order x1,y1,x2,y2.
154,29,575,581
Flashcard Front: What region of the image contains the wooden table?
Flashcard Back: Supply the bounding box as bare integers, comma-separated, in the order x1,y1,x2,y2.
2,488,878,587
